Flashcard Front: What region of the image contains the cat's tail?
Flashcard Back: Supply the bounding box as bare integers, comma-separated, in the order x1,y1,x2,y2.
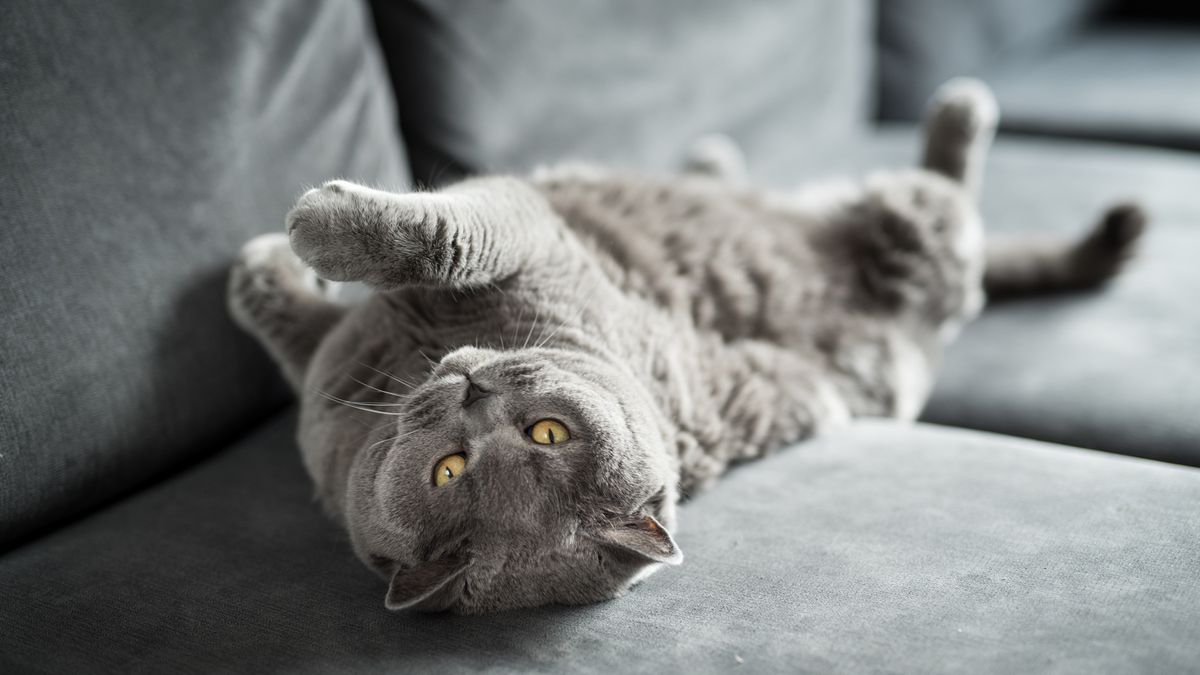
982,203,1147,298
921,77,998,200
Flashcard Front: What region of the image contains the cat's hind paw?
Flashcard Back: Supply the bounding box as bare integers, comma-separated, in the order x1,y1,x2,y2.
228,233,324,332
682,133,748,183
1071,202,1148,284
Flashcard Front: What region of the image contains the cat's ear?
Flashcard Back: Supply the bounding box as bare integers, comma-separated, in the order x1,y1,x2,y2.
593,514,683,565
384,556,468,611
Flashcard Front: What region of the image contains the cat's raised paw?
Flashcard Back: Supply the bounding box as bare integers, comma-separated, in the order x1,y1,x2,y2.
285,180,401,283
286,180,366,235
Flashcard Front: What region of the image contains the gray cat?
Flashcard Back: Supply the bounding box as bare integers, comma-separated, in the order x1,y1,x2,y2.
228,79,1144,614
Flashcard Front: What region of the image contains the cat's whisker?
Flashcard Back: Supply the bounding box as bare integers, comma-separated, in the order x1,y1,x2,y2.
355,361,419,390
535,305,587,349
365,425,422,452
532,314,553,349
509,307,525,351
359,419,398,443
522,306,541,350
317,390,408,416
336,399,410,408
346,373,416,400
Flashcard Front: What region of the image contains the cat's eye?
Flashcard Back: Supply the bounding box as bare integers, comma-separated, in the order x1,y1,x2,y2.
527,419,570,445
433,453,467,487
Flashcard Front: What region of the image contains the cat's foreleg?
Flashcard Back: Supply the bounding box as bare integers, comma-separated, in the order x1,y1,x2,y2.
285,177,569,290
228,233,347,391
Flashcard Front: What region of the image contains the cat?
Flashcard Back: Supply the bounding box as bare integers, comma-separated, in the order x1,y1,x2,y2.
228,79,1145,614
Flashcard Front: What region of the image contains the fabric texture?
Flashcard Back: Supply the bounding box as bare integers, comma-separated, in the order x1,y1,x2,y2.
1,412,1197,673
369,0,872,185
876,0,1107,120
753,130,1200,466
0,0,409,549
983,25,1200,150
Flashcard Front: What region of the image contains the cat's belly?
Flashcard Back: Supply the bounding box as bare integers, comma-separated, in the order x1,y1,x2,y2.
538,169,982,351
538,171,962,422
539,173,832,338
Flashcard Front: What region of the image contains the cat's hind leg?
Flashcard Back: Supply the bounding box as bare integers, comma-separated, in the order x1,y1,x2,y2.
228,233,347,391
682,133,748,183
984,202,1148,298
921,78,999,198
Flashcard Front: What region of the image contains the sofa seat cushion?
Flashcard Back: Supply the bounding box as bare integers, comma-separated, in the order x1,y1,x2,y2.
2,412,1198,673
755,131,1200,466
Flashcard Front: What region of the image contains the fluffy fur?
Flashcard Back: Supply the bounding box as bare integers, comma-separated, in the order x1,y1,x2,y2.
228,79,1144,613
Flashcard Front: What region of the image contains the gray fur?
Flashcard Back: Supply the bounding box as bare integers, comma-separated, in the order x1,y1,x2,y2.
227,79,1145,614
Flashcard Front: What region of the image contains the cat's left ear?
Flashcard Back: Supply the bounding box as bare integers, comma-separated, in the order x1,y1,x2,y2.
592,514,683,565
384,556,468,611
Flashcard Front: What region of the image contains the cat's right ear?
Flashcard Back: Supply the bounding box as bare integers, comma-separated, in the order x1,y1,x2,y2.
593,514,684,565
384,556,468,611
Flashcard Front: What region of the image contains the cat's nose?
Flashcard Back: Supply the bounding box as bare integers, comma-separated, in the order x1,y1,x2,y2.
462,379,492,408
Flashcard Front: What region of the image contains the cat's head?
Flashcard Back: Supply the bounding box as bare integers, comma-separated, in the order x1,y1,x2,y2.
342,345,681,613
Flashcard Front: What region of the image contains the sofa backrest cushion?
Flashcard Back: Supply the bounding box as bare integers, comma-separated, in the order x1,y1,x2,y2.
370,0,873,186
877,0,1109,120
0,0,408,548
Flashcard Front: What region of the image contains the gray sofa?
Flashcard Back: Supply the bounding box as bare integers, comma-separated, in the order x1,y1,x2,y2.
879,0,1200,151
2,1,1197,672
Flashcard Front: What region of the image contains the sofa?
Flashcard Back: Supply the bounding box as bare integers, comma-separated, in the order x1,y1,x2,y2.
2,1,1197,672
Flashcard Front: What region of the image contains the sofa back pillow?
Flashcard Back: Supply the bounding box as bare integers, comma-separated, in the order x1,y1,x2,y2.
877,0,1108,120
370,0,872,186
0,0,408,548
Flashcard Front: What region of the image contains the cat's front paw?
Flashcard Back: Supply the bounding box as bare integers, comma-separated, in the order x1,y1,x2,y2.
286,180,403,283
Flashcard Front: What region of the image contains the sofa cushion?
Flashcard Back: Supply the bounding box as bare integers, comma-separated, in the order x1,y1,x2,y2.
0,0,409,549
2,412,1198,673
876,0,1107,120
756,131,1200,466
369,0,872,185
983,25,1200,150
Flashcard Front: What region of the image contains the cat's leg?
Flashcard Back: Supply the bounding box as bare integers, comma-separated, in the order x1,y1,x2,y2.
681,327,935,494
921,77,998,198
228,233,347,391
286,177,573,291
682,134,748,183
679,338,860,494
984,202,1147,298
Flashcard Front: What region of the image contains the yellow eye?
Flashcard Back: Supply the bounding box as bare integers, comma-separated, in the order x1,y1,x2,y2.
433,453,467,487
528,419,570,445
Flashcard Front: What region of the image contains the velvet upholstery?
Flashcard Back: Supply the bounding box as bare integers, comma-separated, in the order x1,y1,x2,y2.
0,0,409,548
2,413,1196,673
